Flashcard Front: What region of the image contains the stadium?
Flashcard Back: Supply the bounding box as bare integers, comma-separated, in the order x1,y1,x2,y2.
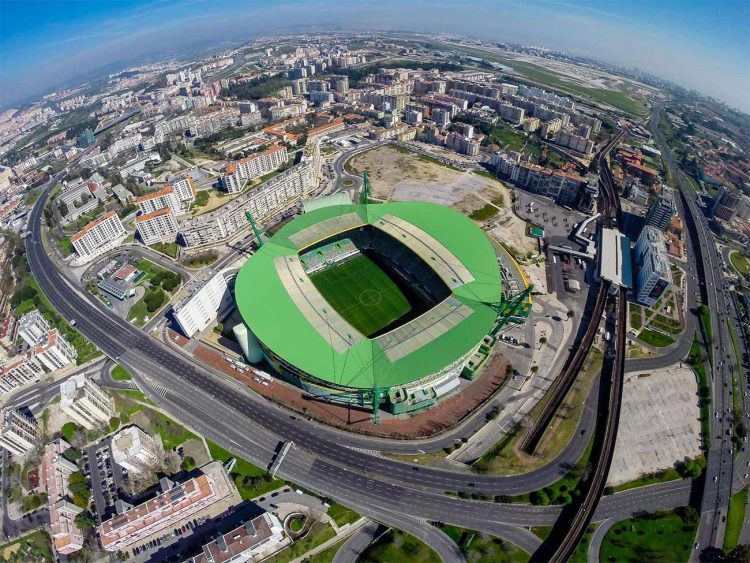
233,200,525,415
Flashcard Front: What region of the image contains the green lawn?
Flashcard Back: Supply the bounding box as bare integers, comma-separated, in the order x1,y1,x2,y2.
327,503,360,527
488,125,540,155
266,521,336,563
611,468,682,493
206,440,285,500
637,328,675,347
309,253,411,336
144,408,196,450
471,203,501,221
723,487,748,552
729,251,750,277
570,524,596,563
58,236,73,256
359,528,440,563
126,299,150,327
440,524,528,562
111,364,132,381
599,509,698,562
149,241,179,258
699,305,713,344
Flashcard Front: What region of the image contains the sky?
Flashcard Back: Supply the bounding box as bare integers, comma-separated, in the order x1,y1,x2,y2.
1,0,749,111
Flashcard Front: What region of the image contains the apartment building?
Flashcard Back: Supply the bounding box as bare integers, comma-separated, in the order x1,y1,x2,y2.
169,175,196,210
136,185,181,215
0,354,44,396
181,140,320,248
60,374,115,430
645,186,676,231
540,118,563,138
0,408,39,456
110,426,161,475
34,329,77,371
136,208,179,245
43,439,85,555
173,273,232,338
498,103,525,125
71,211,127,263
444,132,480,157
98,462,235,552
221,145,288,194
17,309,51,346
186,513,286,563
635,226,672,307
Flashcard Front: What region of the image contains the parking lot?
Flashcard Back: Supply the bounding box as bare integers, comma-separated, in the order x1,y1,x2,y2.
514,191,585,239
83,438,129,523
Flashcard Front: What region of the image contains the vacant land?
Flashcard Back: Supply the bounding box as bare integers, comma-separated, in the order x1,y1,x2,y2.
310,254,411,336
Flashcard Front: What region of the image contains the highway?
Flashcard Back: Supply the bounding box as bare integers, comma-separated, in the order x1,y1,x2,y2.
20,128,709,560
650,102,749,554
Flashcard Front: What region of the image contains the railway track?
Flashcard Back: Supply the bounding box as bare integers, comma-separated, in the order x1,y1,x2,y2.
520,128,625,455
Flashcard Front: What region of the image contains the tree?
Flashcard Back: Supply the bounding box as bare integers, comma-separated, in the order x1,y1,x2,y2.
505,363,514,376
181,456,196,472
530,365,539,376
566,310,575,319
529,490,549,505
539,336,547,346
74,510,96,530
68,471,91,508
108,417,120,432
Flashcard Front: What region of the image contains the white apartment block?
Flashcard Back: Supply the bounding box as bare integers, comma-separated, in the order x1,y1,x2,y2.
180,140,321,248
221,145,288,194
0,354,44,396
71,211,127,263
635,226,672,307
169,176,196,210
0,408,39,456
136,185,181,215
35,329,77,371
60,374,115,430
98,462,234,552
17,309,51,346
173,273,232,338
136,208,179,245
43,439,85,555
111,426,161,475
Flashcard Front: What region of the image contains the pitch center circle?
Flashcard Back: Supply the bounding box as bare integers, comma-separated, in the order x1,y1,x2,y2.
359,289,382,306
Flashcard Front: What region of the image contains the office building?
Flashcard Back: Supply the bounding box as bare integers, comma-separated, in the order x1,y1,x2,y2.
34,329,77,371
0,354,44,396
17,309,51,346
711,185,741,222
645,186,676,231
635,226,672,307
136,185,181,215
110,426,161,475
136,208,179,245
43,439,85,555
71,211,127,263
0,408,39,456
76,129,95,148
173,273,232,338
98,462,236,552
221,145,288,194
186,513,286,563
60,374,115,430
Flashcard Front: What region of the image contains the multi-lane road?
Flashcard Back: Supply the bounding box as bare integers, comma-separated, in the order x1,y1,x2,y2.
650,102,750,553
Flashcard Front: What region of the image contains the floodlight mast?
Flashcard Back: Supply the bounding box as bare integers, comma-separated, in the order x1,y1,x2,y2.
245,210,265,248
361,171,370,204
487,284,534,337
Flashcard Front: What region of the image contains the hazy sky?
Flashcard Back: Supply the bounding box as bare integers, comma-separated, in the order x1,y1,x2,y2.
1,0,749,111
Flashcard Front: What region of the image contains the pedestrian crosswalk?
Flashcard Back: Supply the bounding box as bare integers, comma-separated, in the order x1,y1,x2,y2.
151,383,168,398
344,446,384,458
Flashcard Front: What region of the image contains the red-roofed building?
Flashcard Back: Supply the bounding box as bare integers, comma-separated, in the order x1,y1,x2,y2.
221,145,288,194
70,211,127,263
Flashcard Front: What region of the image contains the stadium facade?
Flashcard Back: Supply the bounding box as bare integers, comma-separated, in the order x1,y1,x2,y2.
234,201,505,414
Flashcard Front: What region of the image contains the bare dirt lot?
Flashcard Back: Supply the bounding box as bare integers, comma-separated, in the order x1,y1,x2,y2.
348,144,536,254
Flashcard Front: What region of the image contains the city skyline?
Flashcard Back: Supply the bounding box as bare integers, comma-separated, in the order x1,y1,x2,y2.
1,0,749,112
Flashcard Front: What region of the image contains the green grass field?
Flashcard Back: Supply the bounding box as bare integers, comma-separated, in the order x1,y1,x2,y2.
310,253,411,336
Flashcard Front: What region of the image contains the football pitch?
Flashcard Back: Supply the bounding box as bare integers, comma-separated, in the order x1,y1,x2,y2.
310,253,412,337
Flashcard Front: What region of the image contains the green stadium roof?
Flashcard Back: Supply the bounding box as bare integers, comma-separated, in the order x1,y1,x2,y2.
234,201,502,390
